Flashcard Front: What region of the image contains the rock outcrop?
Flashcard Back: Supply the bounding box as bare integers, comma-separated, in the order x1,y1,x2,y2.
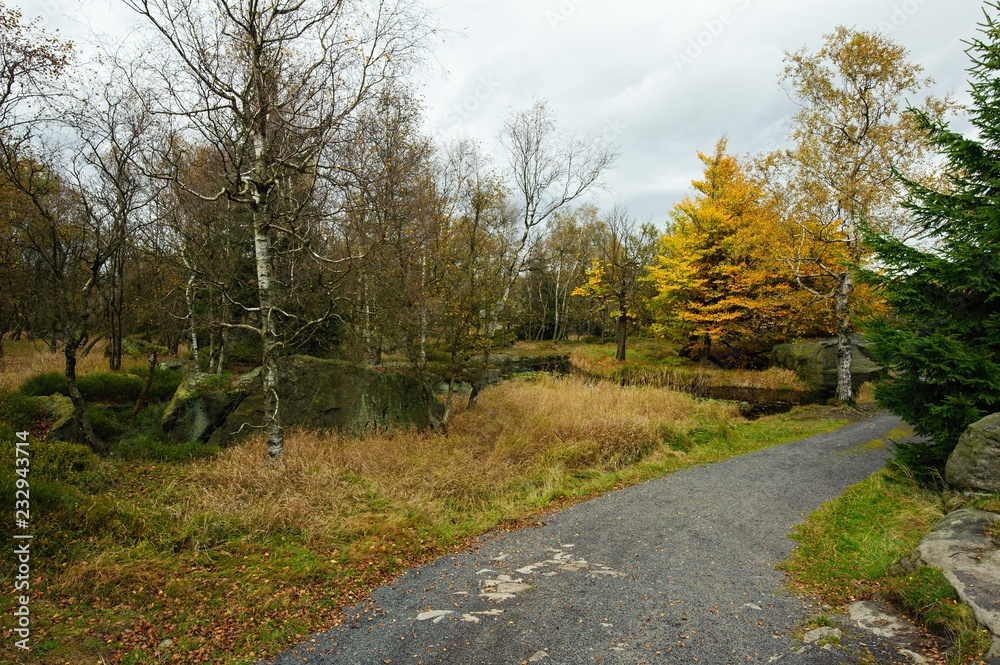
35,394,80,442
207,355,438,446
946,413,1000,494
771,336,882,394
893,508,1000,657
160,369,260,443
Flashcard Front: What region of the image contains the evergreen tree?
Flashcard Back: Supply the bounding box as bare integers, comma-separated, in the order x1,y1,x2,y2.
861,3,1000,471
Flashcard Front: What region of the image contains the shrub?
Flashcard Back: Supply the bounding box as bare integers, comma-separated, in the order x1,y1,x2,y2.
78,373,143,403
126,367,183,401
86,407,128,441
20,371,145,404
113,430,219,463
0,389,44,429
19,372,69,398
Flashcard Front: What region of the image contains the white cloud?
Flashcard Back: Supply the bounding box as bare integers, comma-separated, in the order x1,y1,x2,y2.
15,0,986,219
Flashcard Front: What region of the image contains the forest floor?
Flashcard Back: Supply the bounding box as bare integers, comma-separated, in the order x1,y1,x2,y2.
0,338,868,664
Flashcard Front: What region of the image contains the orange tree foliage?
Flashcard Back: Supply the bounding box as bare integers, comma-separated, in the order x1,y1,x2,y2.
647,140,832,363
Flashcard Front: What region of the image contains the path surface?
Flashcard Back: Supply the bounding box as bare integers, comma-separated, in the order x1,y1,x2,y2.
267,414,930,665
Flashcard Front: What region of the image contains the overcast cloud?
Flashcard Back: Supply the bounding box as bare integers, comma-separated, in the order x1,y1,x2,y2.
19,0,986,222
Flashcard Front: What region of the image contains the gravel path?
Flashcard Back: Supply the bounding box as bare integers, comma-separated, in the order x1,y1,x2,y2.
267,413,929,665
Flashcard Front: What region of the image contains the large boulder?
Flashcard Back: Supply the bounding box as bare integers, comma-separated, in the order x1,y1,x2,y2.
34,394,80,442
946,413,1000,493
208,355,438,446
771,336,882,394
161,369,260,443
892,508,1000,657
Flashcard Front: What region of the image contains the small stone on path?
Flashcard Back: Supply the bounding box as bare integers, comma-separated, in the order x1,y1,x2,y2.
802,627,841,644
416,610,453,623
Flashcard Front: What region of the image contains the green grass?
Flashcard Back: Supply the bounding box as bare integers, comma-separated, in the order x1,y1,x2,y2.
782,464,992,663
0,376,847,665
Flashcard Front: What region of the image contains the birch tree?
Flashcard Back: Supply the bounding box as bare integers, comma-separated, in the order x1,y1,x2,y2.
125,0,431,459
497,100,618,322
772,26,947,402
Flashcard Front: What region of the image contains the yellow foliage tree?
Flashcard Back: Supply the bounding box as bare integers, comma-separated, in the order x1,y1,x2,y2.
648,140,831,365
572,206,657,362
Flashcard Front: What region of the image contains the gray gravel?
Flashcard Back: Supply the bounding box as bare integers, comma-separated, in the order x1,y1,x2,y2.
267,413,926,665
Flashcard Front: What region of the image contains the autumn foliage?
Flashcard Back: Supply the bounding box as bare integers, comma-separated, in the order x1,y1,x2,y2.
647,140,832,365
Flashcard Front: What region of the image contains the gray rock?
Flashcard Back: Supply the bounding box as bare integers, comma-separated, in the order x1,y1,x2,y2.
848,601,913,638
34,394,79,442
158,358,191,373
893,508,1000,656
208,355,440,446
161,369,260,443
802,627,841,644
946,413,1000,493
771,336,882,394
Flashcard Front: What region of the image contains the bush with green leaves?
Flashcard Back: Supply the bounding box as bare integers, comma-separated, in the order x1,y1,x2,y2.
861,4,1000,472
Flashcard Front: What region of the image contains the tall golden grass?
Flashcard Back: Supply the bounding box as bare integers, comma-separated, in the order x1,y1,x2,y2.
178,376,740,544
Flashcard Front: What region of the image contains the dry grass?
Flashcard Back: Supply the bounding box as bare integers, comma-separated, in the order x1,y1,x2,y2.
0,339,148,391
12,371,849,664
856,381,877,405
179,376,739,543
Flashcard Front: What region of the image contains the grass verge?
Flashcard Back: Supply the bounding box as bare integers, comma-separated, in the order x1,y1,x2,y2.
781,458,992,664
1,375,846,664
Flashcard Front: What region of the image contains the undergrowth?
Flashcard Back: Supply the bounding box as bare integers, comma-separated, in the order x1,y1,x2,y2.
782,462,992,664
0,375,844,664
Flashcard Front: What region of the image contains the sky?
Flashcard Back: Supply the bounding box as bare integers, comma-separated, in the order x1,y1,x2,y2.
18,0,987,223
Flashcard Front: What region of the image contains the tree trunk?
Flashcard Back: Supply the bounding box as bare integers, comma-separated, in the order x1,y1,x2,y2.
615,312,627,362
82,334,104,357
254,224,284,460
107,251,124,372
834,272,854,403
65,339,103,453
553,263,562,342
216,326,226,375
185,272,200,370
420,253,428,365
130,350,158,419
699,335,712,367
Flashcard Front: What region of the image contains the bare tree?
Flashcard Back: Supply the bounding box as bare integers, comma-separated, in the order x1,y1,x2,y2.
125,0,432,459
59,53,163,371
497,100,618,320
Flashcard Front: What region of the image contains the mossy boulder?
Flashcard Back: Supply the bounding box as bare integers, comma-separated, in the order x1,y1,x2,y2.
34,394,80,442
161,369,260,444
946,413,1000,494
208,355,439,446
771,336,882,394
